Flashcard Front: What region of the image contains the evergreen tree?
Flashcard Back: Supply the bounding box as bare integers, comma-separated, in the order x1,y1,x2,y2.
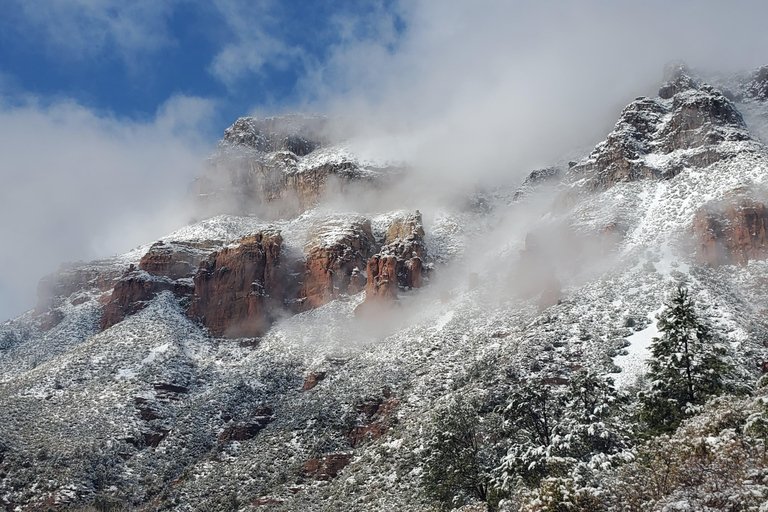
639,286,731,433
422,396,505,511
496,372,629,490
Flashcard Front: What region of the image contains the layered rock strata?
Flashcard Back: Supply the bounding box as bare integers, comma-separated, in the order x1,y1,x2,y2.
569,70,751,189
295,219,376,311
187,231,284,338
356,211,427,315
692,197,768,267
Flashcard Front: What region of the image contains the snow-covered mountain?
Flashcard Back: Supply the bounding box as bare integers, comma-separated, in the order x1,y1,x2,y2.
2,65,768,511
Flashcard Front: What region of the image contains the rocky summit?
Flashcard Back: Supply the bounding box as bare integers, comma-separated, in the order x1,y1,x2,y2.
3,65,768,511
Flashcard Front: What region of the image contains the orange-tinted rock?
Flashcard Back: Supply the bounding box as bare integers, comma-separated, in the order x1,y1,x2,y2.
187,231,285,338
692,197,768,267
345,396,400,447
355,212,427,316
299,453,352,480
301,372,327,391
296,220,376,311
100,272,194,330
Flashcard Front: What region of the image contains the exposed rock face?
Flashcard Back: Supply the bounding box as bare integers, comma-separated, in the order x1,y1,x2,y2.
345,394,399,447
355,212,427,315
100,272,195,330
742,66,768,103
219,408,273,442
513,167,562,201
301,372,327,391
187,231,285,338
692,197,768,267
138,241,210,279
296,219,376,311
101,242,210,330
190,115,390,219
570,72,750,189
221,115,329,155
299,454,352,481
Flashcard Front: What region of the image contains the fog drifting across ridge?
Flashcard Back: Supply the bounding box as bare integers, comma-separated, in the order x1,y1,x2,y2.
4,0,768,322
305,0,768,189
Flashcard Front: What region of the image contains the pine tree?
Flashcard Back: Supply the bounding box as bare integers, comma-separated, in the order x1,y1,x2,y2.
639,286,731,433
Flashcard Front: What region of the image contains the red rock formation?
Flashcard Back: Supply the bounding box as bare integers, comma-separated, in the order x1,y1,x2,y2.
299,454,353,480
355,211,427,316
301,372,327,391
345,396,400,447
100,272,194,330
187,231,284,338
692,197,768,267
344,394,400,448
139,241,209,279
296,220,376,311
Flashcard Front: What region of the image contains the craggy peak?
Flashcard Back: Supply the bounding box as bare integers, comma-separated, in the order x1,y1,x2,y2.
4,8,768,509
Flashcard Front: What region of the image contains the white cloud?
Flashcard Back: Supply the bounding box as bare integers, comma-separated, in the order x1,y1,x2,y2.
9,0,181,61
207,0,302,87
0,93,215,321
303,0,768,186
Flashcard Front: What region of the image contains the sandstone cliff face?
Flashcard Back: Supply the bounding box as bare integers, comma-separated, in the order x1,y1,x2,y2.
100,272,195,330
296,219,376,311
100,241,212,330
692,197,768,267
187,231,284,338
569,72,750,190
138,241,211,278
356,211,427,315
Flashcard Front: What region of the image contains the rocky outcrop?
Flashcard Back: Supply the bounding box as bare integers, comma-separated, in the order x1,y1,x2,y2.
742,66,768,103
692,197,768,267
301,372,327,391
101,242,211,330
513,167,562,201
220,115,328,155
219,408,273,442
299,454,352,481
570,70,751,190
355,211,427,315
345,394,399,447
100,271,194,330
295,218,376,311
191,115,390,219
138,241,211,279
187,231,285,338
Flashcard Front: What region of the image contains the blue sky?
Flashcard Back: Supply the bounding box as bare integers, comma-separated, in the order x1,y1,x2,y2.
2,0,768,321
0,0,403,136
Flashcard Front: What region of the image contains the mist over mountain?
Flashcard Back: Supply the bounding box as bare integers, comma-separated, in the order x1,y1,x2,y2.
2,60,768,510
5,2,768,511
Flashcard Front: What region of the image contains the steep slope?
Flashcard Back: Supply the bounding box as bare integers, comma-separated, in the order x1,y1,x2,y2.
3,68,768,511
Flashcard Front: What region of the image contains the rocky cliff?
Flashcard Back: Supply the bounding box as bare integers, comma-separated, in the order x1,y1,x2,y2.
187,231,285,338
569,66,754,190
